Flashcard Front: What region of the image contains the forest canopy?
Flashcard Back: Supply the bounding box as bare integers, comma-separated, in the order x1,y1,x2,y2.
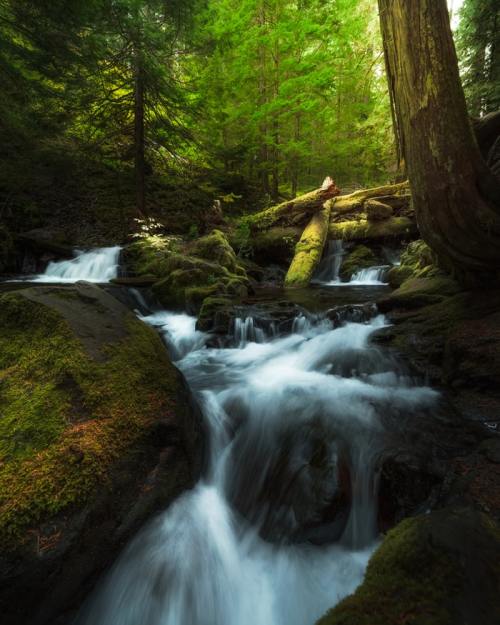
0,0,495,240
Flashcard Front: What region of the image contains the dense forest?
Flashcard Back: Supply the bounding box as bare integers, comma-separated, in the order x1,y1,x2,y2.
1,1,500,624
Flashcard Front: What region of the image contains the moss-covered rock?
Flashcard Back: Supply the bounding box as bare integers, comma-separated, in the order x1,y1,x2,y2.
317,507,500,625
378,275,461,311
189,228,245,276
339,245,378,281
365,199,393,221
126,231,249,314
387,239,439,288
0,284,203,625
197,296,233,332
329,216,416,242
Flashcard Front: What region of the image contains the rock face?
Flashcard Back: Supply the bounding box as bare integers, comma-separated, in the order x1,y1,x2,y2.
317,507,500,625
0,283,204,625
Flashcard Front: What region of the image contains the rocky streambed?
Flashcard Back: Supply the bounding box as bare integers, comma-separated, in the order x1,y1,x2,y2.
1,239,500,625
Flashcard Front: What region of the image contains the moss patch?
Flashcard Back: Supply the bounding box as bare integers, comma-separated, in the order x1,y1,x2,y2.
285,205,331,288
0,291,185,548
329,216,416,241
317,508,500,625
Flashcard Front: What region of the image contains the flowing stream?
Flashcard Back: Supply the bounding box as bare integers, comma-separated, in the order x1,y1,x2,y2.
313,240,392,286
77,303,438,625
32,246,121,283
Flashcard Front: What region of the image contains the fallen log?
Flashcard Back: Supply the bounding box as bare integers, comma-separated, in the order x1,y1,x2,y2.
284,203,332,288
329,216,417,241
247,177,340,230
332,181,409,215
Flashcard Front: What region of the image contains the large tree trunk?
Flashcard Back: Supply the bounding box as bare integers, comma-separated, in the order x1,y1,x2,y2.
378,0,500,279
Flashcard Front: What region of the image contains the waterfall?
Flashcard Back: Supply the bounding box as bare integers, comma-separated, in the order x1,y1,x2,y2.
32,247,121,283
349,266,389,285
313,240,344,283
77,308,438,625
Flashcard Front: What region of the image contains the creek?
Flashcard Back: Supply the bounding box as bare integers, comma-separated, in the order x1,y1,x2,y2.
50,248,439,625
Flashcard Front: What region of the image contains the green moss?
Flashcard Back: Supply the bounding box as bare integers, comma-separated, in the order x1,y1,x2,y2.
0,293,184,548
189,229,243,274
340,245,378,280
317,508,500,625
329,217,416,241
197,296,233,331
125,235,182,277
285,206,331,288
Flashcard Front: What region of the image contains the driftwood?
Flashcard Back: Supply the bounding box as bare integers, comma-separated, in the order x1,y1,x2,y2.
247,177,341,230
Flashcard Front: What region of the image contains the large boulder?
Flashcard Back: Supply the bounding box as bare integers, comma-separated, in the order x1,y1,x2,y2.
0,283,204,625
317,507,500,625
125,230,250,314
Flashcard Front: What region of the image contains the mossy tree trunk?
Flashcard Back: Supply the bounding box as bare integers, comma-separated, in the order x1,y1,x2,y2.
378,0,500,279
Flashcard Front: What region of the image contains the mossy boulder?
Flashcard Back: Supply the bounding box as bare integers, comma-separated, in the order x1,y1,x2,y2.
189,229,245,276
317,507,500,625
197,296,234,332
387,239,439,288
339,245,378,281
365,199,393,221
0,283,203,625
378,275,461,312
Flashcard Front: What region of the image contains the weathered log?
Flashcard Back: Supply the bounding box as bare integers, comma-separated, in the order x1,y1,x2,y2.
365,200,394,221
329,216,417,242
247,177,340,230
332,182,409,215
284,203,332,288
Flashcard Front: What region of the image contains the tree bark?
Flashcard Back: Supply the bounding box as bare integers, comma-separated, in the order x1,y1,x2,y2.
378,0,500,278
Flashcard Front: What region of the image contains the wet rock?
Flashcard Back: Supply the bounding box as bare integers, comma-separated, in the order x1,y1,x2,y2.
226,418,351,543
317,507,500,625
0,284,204,625
339,245,379,281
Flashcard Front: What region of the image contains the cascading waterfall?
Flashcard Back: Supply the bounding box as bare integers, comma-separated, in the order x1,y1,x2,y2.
32,246,121,283
313,240,344,283
76,306,438,625
349,266,389,285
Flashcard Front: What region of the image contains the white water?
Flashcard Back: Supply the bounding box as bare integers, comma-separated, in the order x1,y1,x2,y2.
32,246,121,283
349,266,389,286
77,308,438,625
313,240,344,284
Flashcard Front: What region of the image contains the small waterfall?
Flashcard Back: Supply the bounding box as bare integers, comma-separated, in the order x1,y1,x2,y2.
313,240,344,283
33,246,121,283
77,308,439,625
233,316,276,347
349,266,389,285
